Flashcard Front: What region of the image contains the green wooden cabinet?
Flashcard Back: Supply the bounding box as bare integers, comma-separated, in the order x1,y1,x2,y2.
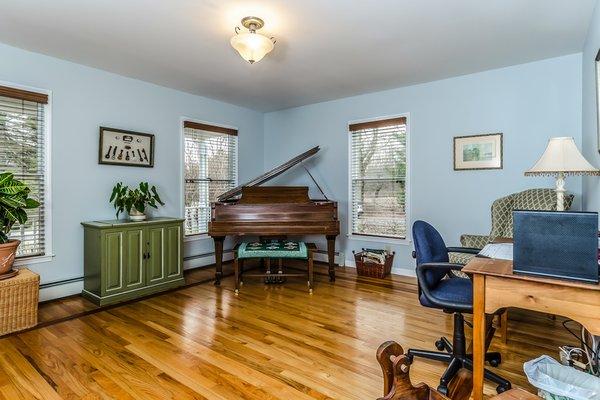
81,218,185,306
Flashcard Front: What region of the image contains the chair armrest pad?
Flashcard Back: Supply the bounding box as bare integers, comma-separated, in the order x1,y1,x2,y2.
446,247,480,255
459,234,488,249
417,262,465,273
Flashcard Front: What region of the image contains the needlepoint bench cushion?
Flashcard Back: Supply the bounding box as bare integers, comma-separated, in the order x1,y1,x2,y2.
237,240,308,259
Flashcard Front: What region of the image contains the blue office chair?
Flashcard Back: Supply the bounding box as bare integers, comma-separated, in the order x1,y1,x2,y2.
408,220,511,395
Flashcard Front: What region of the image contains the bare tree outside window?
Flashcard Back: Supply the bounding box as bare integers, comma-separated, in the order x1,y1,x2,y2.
0,96,47,257
184,125,237,235
350,119,407,238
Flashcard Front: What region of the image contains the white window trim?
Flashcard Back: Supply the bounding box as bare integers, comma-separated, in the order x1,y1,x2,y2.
0,80,54,265
346,112,411,246
179,116,239,241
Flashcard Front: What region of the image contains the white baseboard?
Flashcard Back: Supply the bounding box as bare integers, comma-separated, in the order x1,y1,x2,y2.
38,253,230,303
313,251,345,265
183,251,233,270
344,258,416,278
38,252,410,303
39,280,83,302
391,267,416,277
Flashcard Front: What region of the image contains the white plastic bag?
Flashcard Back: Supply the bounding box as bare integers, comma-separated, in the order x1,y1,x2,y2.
523,355,600,400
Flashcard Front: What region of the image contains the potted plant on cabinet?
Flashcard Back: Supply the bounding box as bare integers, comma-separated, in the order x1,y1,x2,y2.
109,182,165,221
0,172,40,275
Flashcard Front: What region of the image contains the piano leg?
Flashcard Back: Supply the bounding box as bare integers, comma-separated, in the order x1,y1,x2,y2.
213,236,225,285
326,235,336,282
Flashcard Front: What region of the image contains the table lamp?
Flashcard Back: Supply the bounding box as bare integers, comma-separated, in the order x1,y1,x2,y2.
525,137,600,211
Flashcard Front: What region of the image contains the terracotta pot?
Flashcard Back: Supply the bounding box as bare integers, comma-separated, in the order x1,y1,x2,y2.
0,240,20,274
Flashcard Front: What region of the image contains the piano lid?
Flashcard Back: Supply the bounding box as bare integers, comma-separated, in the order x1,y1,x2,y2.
217,146,320,202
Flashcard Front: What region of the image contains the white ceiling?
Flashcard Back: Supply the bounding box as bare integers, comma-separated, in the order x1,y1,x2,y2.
0,0,596,112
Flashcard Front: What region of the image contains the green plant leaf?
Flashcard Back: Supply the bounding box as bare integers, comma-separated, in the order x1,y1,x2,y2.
0,195,25,209
15,209,27,224
0,172,13,186
150,186,165,205
0,231,8,244
0,181,27,195
3,208,18,224
25,198,40,209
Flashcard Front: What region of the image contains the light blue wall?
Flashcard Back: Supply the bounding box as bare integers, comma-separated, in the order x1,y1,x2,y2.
0,43,264,284
0,40,585,285
582,2,600,211
264,54,583,270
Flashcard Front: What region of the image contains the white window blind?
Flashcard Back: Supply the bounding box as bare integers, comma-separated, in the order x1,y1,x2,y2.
184,121,237,236
0,86,48,258
350,117,407,239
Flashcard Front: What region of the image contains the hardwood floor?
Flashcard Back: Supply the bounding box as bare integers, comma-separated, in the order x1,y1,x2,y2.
36,262,237,327
0,265,574,399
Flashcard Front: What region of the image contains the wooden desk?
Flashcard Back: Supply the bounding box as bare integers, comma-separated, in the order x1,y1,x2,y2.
463,257,600,400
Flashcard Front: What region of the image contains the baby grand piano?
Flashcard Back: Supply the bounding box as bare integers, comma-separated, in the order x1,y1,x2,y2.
208,146,340,285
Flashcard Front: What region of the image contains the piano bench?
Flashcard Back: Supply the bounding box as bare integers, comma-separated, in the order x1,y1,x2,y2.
232,241,316,294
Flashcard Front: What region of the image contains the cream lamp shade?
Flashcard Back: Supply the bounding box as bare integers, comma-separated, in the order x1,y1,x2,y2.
525,137,600,210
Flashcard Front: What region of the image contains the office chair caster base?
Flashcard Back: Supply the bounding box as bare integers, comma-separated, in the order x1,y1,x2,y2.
485,352,502,367
436,385,448,396
496,383,511,394
435,339,445,351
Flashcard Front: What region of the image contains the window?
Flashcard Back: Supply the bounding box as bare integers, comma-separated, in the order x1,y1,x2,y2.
0,85,49,258
349,116,408,239
183,121,237,236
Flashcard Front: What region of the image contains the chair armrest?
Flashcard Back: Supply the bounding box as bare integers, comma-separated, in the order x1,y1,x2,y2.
418,262,465,273
446,246,480,255
416,263,472,313
459,234,489,249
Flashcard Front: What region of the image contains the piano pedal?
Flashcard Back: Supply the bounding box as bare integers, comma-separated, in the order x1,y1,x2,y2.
264,273,276,284
277,270,286,284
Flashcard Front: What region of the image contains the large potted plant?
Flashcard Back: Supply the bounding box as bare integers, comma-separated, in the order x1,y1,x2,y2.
0,172,40,274
109,182,164,221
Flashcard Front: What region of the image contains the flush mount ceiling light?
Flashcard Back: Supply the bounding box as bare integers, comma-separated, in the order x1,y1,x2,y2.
230,16,275,64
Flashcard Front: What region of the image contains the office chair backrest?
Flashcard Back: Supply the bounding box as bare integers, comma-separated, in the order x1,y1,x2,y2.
412,220,449,287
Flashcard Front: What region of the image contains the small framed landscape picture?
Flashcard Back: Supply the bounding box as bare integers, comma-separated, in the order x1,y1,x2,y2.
98,126,154,167
453,133,503,171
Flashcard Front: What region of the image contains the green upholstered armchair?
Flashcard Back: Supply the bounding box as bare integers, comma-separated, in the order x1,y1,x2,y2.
449,188,574,266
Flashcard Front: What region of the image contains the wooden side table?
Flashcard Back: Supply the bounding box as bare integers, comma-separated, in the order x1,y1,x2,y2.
0,268,39,335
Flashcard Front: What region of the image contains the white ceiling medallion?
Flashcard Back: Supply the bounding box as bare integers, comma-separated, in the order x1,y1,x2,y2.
230,16,276,64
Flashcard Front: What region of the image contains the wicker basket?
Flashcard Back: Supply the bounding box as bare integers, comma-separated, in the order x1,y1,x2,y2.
0,268,39,335
353,249,395,278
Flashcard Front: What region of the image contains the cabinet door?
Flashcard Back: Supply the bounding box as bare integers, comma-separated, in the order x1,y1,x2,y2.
103,231,124,294
145,224,183,285
164,224,182,279
146,226,166,284
123,227,145,290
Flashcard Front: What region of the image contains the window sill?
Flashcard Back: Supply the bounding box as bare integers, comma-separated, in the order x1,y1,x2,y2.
14,254,55,266
347,234,412,246
184,234,211,243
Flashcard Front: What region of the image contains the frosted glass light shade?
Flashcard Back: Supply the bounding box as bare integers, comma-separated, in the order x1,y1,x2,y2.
525,137,600,176
230,32,274,64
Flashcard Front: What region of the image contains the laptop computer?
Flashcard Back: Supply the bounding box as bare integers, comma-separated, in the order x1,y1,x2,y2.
513,210,599,284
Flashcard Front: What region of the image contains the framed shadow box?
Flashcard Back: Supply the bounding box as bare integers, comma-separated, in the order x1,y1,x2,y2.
98,126,154,167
